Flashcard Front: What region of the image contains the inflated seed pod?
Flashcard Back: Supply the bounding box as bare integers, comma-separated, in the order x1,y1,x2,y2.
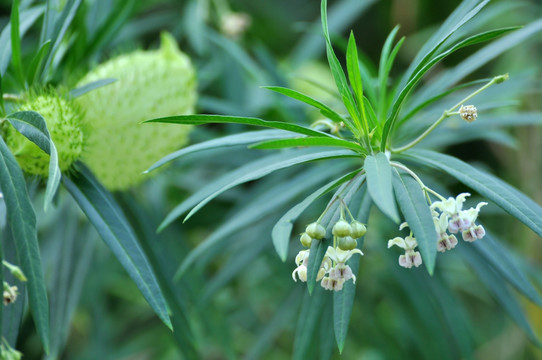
3,92,84,176
350,221,367,238
306,222,326,240
75,32,196,190
300,233,313,247
332,219,351,237
338,236,357,251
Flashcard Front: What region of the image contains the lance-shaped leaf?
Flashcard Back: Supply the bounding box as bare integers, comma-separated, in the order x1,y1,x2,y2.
333,186,371,353
392,168,437,274
0,137,50,353
159,148,358,230
365,153,400,223
62,165,172,330
144,114,334,138
6,111,61,211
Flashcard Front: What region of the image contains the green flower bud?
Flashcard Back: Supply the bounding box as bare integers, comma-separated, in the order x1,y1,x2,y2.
3,92,84,176
306,222,325,240
75,32,197,190
332,219,351,237
338,236,357,251
300,232,313,247
350,221,367,238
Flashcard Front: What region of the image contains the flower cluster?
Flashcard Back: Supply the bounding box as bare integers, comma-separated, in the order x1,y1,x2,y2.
3,283,18,306
459,105,478,123
389,192,487,268
293,217,366,292
431,193,487,244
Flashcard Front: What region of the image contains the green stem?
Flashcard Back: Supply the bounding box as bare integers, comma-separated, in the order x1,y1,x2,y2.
390,161,445,204
391,74,508,153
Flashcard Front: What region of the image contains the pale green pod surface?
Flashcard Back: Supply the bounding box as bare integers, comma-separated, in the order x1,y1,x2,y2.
75,33,197,190
4,94,84,176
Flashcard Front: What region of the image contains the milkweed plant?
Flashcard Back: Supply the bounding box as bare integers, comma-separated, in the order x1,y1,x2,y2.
1,0,542,358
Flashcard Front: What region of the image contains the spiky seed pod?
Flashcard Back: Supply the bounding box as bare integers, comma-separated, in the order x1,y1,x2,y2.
332,219,351,237
300,233,313,247
75,32,197,190
3,92,84,176
306,222,326,240
338,236,357,251
350,221,367,238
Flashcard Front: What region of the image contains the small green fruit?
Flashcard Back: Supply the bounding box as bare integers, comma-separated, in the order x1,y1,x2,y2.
75,32,196,190
306,222,326,240
332,219,351,237
3,93,84,176
350,221,367,238
338,236,357,251
300,233,313,247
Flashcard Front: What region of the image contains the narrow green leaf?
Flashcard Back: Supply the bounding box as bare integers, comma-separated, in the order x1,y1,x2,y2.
175,163,350,279
0,5,44,76
473,233,542,307
0,74,5,115
251,136,365,153
306,238,328,295
69,78,117,98
333,187,371,353
392,168,437,274
144,114,334,138
378,26,400,119
293,285,328,360
6,111,61,211
403,149,542,240
263,86,345,124
272,170,360,261
0,137,50,353
42,0,84,79
147,129,297,173
382,26,515,151
10,0,24,85
414,19,542,106
346,32,365,131
364,153,399,223
62,165,172,331
26,40,51,87
159,148,358,230
321,0,359,135
459,244,540,345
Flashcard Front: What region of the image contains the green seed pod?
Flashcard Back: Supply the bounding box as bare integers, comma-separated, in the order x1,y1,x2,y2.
332,219,351,237
300,232,313,247
338,236,357,251
350,221,367,238
3,92,84,176
306,222,325,240
75,32,196,190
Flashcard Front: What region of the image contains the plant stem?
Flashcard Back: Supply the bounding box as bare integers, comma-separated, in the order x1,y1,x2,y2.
390,161,445,203
391,74,508,153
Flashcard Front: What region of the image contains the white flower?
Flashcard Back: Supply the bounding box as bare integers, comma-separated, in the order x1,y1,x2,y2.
292,249,330,282
329,264,356,283
433,213,458,252
325,246,363,264
388,234,423,269
431,193,470,217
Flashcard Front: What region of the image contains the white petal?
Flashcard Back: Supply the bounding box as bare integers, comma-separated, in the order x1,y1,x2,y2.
388,237,406,249
399,222,410,231
404,235,418,250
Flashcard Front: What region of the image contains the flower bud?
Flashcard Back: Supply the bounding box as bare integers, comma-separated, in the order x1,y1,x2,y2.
459,105,477,123
299,232,313,247
338,236,357,251
350,221,367,238
306,222,325,240
332,219,351,237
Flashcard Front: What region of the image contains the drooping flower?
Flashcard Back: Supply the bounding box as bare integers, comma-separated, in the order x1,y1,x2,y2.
388,231,422,269
292,249,330,282
433,212,458,252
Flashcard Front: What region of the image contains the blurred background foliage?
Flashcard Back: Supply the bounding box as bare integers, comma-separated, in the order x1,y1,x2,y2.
1,0,542,359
